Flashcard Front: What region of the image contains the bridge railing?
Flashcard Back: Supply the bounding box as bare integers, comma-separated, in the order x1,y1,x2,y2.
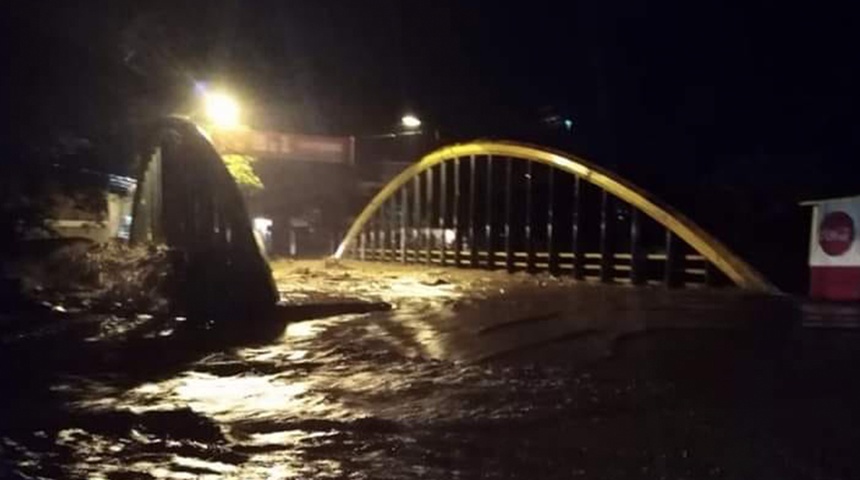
335,142,776,292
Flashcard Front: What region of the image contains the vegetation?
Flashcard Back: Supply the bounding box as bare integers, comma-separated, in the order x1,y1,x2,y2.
221,154,264,192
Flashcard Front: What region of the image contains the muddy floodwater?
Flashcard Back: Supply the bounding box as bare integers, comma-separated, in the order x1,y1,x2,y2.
3,260,860,479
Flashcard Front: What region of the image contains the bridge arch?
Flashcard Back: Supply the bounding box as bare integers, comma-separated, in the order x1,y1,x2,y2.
131,117,278,321
335,141,775,293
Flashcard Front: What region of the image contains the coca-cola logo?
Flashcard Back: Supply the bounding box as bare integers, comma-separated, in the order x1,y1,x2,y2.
819,211,855,256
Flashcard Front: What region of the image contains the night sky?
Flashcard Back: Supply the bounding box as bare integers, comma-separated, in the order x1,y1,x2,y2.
5,2,859,169
2,1,859,287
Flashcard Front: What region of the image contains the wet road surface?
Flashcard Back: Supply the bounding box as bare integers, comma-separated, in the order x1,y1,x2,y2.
3,260,860,479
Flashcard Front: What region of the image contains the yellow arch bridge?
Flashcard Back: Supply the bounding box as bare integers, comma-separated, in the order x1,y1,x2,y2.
335,141,776,293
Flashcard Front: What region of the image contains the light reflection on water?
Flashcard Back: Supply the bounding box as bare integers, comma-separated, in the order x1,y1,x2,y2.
155,373,310,417
41,297,584,480
8,271,849,479
385,277,460,299
49,309,480,479
284,320,322,338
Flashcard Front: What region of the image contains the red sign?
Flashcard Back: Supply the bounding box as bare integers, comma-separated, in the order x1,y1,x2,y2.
209,128,352,164
819,211,855,256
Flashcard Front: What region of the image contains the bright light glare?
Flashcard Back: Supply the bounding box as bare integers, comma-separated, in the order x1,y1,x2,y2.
253,217,273,232
444,228,456,245
401,114,422,129
204,91,240,128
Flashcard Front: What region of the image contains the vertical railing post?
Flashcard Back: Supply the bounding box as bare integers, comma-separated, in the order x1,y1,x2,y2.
664,229,683,288
360,230,366,261
485,155,495,269
600,189,613,283
504,157,515,273
400,187,408,263
413,175,422,264
440,161,448,266
468,155,478,268
388,199,395,262
376,213,383,261
289,227,297,257
453,157,462,267
571,176,584,279
525,160,535,273
630,208,645,285
425,166,434,265
380,201,389,262
368,215,377,261
547,167,559,275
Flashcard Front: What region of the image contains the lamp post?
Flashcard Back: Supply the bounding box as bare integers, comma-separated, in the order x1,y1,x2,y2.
350,113,438,170
202,90,241,129
356,114,438,142
349,113,438,200
401,114,422,130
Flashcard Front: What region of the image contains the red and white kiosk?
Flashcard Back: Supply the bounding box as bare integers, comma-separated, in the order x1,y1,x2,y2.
802,195,860,301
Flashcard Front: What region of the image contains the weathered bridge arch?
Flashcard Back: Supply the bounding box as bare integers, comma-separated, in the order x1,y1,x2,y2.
131,117,278,322
335,141,776,293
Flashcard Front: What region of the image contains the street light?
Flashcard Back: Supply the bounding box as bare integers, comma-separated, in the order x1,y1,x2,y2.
203,91,241,128
401,114,422,129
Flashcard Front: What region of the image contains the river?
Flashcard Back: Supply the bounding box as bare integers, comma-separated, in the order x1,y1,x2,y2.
2,260,860,479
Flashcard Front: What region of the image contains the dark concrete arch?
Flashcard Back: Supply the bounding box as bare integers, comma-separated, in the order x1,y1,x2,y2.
131,117,278,321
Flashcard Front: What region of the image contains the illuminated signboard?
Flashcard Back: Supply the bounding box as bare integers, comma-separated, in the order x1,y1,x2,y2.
209,128,353,165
